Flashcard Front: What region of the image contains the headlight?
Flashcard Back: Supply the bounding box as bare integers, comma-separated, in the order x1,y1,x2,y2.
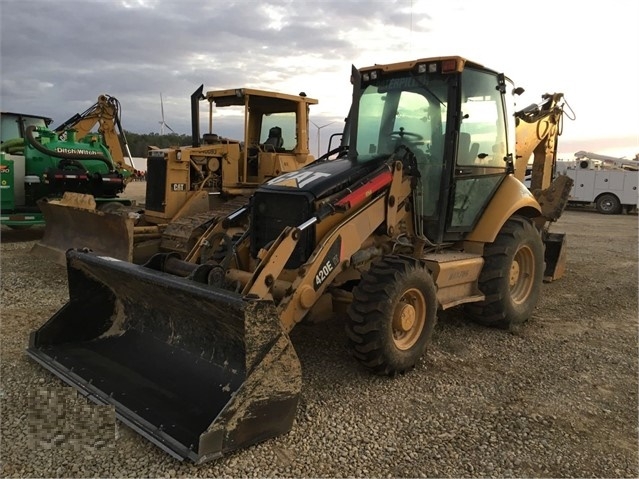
417,63,438,74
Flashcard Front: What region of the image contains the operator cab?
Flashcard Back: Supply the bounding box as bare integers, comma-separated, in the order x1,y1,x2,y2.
349,57,517,244
1,112,53,145
204,88,317,183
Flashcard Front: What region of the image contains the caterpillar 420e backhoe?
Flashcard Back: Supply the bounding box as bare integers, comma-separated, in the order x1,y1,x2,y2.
31,86,318,265
28,56,573,463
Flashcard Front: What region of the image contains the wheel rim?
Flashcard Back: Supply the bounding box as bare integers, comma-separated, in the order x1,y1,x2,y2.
600,198,615,212
392,288,426,350
510,245,535,304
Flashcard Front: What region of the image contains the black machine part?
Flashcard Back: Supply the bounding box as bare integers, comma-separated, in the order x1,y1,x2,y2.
27,249,302,463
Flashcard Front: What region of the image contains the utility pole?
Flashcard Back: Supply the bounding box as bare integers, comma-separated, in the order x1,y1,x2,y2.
310,120,336,157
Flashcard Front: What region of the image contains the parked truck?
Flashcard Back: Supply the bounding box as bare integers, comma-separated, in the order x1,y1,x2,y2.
557,151,638,214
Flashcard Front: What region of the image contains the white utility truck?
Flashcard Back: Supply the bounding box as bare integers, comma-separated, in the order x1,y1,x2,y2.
556,151,638,214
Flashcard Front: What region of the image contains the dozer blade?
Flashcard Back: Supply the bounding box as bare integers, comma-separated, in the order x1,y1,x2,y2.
27,250,301,463
31,196,135,266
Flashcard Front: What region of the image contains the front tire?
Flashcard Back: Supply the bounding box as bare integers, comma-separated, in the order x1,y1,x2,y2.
465,216,543,329
346,256,437,376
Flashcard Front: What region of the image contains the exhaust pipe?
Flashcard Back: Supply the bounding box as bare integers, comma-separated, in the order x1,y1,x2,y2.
191,85,205,148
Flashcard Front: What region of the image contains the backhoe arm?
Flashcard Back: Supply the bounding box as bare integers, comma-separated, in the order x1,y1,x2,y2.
55,95,134,172
514,92,565,191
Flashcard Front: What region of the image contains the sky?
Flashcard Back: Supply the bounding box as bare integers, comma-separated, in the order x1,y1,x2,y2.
1,0,638,160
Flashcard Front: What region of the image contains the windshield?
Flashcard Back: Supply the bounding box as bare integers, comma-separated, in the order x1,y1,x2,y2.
211,101,298,152
261,112,297,150
354,74,449,163
1,114,48,143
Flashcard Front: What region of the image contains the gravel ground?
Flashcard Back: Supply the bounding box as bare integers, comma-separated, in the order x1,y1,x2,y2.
1,203,637,478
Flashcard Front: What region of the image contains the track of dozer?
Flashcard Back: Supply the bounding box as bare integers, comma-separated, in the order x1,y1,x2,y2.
159,196,249,257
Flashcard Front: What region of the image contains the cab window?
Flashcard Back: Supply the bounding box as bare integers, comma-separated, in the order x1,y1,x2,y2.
458,69,507,168
261,112,296,151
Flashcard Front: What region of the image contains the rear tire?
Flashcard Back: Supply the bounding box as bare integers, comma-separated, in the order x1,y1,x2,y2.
595,193,621,215
465,216,543,329
346,256,437,376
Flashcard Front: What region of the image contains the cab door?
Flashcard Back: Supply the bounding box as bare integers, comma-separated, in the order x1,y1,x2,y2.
445,69,511,239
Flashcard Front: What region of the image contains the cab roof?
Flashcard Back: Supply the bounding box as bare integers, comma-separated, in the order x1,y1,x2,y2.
205,88,318,111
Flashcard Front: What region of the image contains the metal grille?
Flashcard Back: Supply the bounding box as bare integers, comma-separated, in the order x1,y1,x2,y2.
250,191,314,269
145,156,166,212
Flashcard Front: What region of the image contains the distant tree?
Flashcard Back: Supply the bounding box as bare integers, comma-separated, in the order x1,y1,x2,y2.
122,131,192,157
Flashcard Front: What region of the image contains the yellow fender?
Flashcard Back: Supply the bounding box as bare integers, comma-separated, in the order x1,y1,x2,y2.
465,175,541,244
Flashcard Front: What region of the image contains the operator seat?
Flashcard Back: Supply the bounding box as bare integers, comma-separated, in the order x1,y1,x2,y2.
263,126,284,152
458,132,480,165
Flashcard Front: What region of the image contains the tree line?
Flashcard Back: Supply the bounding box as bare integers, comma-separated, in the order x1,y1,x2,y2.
121,131,193,157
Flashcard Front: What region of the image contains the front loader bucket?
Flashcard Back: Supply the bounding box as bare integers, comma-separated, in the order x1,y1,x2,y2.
31,196,135,266
27,250,302,463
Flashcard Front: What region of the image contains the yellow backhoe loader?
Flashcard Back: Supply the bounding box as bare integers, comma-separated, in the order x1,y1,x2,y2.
28,56,573,463
31,86,318,264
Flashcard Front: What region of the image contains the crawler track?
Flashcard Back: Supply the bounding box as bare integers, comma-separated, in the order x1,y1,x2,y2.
160,196,249,256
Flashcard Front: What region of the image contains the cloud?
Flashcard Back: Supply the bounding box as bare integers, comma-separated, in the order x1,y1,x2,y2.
1,0,638,157
1,1,364,132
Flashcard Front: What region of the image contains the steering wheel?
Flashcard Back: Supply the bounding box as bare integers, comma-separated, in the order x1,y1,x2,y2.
390,127,423,141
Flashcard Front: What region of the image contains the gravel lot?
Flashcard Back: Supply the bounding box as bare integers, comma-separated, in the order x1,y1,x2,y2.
1,192,637,478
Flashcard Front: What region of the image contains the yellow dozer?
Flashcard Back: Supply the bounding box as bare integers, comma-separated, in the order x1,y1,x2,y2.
31,86,318,265
28,56,573,463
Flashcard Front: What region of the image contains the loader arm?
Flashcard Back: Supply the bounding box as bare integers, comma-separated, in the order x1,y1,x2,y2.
275,160,413,332
277,193,388,332
184,205,249,264
243,226,304,300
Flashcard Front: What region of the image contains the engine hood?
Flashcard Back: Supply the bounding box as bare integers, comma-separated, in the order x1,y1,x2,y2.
259,155,388,199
